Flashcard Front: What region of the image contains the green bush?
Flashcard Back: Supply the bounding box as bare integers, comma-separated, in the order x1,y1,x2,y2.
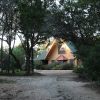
39,62,60,70
84,43,100,81
47,62,60,69
34,60,43,69
35,61,74,70
52,62,74,70
74,67,89,79
34,60,49,70
13,45,25,67
75,43,100,81
62,63,74,70
52,64,62,70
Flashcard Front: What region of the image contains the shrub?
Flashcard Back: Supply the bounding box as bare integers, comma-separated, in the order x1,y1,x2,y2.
83,43,100,81
51,62,74,70
75,43,100,81
13,45,25,67
34,60,43,69
62,63,74,70
74,67,89,79
35,61,74,70
52,64,62,70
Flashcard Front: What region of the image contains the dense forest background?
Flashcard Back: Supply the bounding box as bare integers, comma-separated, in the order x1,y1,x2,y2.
0,0,100,81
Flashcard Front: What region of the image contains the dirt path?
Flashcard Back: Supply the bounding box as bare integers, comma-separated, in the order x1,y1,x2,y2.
0,70,100,100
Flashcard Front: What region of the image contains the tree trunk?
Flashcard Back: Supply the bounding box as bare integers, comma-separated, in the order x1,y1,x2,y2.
8,35,12,74
12,68,15,74
30,37,34,73
8,46,11,74
26,54,31,75
0,33,3,72
31,47,34,73
25,39,31,75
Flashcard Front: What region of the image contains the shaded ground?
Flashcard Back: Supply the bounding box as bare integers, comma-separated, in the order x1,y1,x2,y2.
0,70,100,100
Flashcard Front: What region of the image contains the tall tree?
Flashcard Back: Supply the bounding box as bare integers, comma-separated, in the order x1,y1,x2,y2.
0,0,21,73
46,0,100,44
18,0,47,74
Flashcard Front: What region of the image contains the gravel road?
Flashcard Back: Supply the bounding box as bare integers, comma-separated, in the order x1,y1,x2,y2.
0,70,100,100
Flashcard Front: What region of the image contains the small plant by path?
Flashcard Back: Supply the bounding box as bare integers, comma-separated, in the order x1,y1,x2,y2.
0,79,15,83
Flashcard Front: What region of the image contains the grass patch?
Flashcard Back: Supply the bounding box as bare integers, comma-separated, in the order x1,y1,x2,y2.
0,79,15,83
0,70,43,76
0,71,26,76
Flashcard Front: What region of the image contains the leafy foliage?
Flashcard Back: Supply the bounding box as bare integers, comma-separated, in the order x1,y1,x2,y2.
12,45,25,67
0,0,100,77
75,42,100,81
84,43,100,80
17,0,48,74
35,61,74,70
